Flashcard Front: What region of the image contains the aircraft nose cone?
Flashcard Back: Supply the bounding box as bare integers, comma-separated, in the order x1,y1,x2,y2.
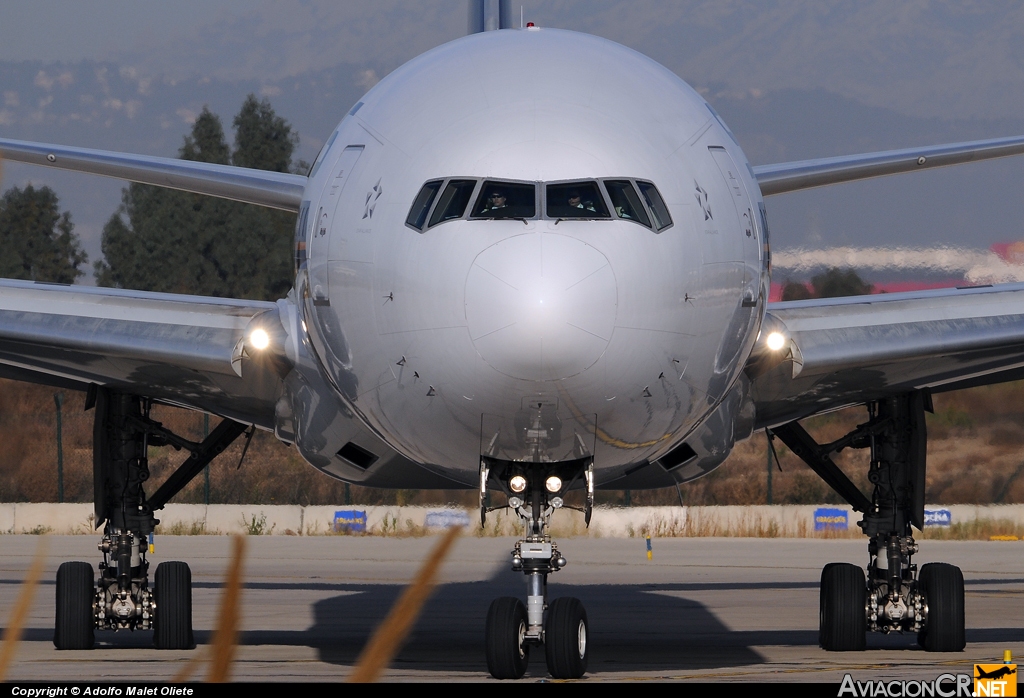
466,233,616,381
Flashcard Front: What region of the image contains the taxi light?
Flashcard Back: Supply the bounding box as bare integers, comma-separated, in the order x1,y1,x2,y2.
766,331,786,351
509,475,527,493
249,328,270,350
545,475,562,493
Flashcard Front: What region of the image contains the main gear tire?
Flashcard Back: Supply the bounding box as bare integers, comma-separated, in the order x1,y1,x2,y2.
154,561,194,650
819,562,867,651
54,562,95,650
917,563,965,652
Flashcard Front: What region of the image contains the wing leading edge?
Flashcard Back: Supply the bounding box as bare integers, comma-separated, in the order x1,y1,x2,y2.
747,283,1024,429
0,138,306,212
753,135,1024,196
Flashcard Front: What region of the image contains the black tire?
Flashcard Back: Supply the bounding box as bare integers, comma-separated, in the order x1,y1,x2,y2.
544,597,589,679
819,562,866,651
486,597,529,679
54,561,94,650
918,563,965,652
154,561,194,650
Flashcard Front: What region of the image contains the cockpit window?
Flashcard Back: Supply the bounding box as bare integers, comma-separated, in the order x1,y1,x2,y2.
428,179,477,227
637,181,672,230
405,180,442,230
407,177,671,232
546,182,610,219
472,181,536,219
604,180,651,228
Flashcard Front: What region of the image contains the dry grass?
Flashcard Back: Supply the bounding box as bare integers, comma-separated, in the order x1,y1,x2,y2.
2,378,1024,507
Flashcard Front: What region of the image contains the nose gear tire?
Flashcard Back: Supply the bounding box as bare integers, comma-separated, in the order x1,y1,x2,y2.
544,596,589,679
486,597,530,679
54,562,95,650
917,563,965,652
153,561,194,650
819,562,866,651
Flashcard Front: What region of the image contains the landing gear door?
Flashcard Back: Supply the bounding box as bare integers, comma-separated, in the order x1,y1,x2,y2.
308,145,364,305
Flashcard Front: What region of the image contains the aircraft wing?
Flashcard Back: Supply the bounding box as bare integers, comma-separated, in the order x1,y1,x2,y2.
0,279,288,428
747,283,1024,429
0,138,306,211
753,135,1024,195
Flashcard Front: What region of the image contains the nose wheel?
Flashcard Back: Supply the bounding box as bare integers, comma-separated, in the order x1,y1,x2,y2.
481,459,591,679
485,595,590,680
544,597,589,679
485,597,530,679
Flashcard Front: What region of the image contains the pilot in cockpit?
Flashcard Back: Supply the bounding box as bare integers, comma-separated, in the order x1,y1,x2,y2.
481,189,508,213
567,190,596,212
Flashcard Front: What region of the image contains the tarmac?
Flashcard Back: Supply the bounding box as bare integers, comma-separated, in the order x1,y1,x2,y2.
0,534,1021,682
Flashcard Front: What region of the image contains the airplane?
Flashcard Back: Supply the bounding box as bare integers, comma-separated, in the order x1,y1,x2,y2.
975,666,1017,681
4,0,1024,680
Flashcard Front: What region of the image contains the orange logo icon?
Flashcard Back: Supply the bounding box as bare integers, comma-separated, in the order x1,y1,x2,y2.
975,663,1017,697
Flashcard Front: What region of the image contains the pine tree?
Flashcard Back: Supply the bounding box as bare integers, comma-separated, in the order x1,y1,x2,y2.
811,267,873,298
232,95,297,172
95,98,298,300
0,184,87,283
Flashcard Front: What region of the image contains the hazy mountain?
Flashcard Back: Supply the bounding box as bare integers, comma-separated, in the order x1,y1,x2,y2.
4,2,1024,281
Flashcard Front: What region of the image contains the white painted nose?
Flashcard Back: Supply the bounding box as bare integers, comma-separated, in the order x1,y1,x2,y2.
465,233,617,381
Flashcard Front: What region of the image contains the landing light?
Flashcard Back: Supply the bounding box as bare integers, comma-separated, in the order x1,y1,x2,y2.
249,328,270,351
766,331,786,351
509,475,527,493
545,476,562,493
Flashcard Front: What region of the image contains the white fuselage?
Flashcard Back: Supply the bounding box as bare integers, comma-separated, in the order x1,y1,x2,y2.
295,28,766,486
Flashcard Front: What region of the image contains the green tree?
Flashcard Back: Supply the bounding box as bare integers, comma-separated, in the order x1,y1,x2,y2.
95,97,298,300
780,279,813,301
811,267,873,298
232,94,297,172
0,184,87,283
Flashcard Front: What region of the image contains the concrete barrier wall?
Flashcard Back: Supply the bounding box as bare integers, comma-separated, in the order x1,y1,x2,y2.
1,502,1023,537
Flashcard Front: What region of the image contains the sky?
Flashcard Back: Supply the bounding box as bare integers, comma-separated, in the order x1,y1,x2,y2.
4,1,1024,282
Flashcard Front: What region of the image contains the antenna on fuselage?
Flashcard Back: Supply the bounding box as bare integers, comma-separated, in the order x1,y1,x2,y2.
468,0,514,33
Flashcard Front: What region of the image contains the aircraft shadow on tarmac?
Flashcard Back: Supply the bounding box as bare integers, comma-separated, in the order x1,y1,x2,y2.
245,571,1024,675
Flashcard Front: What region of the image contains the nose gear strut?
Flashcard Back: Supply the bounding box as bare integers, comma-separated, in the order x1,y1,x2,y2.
482,459,591,679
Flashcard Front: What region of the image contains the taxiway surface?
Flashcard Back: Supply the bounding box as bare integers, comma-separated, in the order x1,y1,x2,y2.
0,535,1021,682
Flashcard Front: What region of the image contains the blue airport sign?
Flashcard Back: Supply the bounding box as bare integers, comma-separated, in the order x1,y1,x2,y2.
923,509,952,526
334,510,367,533
814,507,849,531
425,510,471,529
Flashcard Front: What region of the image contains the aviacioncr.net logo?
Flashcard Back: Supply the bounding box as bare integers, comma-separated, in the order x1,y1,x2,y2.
838,673,973,697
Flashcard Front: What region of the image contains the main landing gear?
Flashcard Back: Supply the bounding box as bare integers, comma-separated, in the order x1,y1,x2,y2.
774,391,965,653
481,458,593,679
53,389,247,650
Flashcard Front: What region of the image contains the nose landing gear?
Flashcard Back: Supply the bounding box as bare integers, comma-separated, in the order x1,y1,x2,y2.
482,459,591,679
